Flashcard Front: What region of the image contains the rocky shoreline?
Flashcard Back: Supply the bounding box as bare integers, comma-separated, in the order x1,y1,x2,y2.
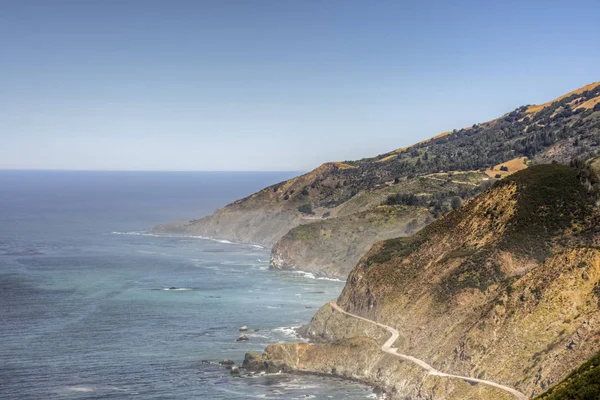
239,304,517,400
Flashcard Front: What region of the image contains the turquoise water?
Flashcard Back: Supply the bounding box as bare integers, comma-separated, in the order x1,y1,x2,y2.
0,171,374,399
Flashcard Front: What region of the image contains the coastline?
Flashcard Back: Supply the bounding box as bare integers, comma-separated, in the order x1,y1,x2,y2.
242,303,521,400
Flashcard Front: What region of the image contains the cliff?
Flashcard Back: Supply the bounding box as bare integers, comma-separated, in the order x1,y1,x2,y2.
247,165,600,399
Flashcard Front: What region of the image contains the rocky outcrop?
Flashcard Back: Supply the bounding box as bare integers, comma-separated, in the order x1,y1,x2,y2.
249,165,600,399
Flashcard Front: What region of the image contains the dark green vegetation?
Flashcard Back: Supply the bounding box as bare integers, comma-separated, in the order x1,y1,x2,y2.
297,204,314,215
383,182,489,218
495,165,595,261
535,350,600,400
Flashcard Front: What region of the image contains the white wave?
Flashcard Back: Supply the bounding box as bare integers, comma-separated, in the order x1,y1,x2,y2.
265,305,282,309
111,231,161,237
66,386,94,392
162,287,193,291
272,325,301,337
112,231,267,250
290,270,344,282
317,277,344,282
293,270,316,279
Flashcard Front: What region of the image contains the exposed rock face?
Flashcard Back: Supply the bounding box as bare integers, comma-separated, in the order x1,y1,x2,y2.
249,165,600,399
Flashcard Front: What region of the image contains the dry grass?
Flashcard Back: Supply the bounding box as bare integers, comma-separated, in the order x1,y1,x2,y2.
332,161,357,169
575,95,600,110
527,82,600,114
485,157,528,178
376,154,398,163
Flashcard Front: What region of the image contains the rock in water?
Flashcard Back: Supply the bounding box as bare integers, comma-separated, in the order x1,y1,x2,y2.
239,326,248,331
219,359,235,366
236,334,249,342
242,351,263,371
230,365,240,375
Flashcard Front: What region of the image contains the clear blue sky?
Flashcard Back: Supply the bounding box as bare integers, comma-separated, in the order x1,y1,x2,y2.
1,0,598,171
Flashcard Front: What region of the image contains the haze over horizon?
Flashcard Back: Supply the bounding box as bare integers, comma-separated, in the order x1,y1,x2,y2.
1,0,599,171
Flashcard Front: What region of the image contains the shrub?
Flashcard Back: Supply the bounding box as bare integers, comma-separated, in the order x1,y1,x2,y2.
297,204,314,215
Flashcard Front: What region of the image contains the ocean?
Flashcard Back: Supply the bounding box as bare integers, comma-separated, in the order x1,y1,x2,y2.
0,171,374,399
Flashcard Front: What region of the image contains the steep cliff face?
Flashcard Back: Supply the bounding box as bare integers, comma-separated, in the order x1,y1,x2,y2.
154,83,600,276
250,165,600,399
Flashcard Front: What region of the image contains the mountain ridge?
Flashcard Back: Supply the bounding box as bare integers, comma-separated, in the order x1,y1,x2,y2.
152,82,600,279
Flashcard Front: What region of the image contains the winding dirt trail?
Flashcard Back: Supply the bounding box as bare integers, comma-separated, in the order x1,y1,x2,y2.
329,301,527,400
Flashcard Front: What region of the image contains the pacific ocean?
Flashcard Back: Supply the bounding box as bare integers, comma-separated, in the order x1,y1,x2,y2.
0,171,374,399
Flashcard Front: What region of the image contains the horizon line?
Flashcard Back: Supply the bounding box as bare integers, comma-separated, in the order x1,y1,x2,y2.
0,168,306,173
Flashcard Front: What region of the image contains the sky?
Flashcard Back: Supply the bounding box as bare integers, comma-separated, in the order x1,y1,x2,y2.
1,0,599,171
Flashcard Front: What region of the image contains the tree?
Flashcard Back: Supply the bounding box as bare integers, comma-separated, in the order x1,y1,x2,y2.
451,196,462,210
500,165,509,172
495,174,502,179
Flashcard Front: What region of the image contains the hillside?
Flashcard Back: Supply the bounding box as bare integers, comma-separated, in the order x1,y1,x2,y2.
245,165,600,399
153,82,600,277
271,173,489,278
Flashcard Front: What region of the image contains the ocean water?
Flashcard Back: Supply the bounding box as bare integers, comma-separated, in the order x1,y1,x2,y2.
0,171,374,399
